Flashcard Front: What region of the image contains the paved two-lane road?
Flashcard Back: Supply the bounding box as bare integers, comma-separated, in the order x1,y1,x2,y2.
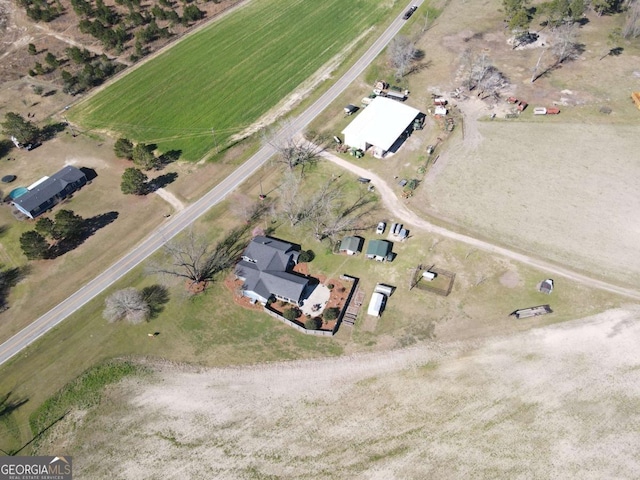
0,1,425,366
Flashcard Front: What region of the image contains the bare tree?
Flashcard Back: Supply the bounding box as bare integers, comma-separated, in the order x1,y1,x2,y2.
313,191,377,241
530,49,546,83
103,288,150,324
530,24,580,82
303,180,377,241
150,227,247,290
230,193,274,224
388,35,419,80
429,238,443,251
278,170,306,226
263,122,324,176
461,52,509,98
623,0,640,39
551,23,580,64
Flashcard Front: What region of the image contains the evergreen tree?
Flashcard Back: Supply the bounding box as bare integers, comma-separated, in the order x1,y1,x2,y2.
114,137,134,159
1,112,40,145
20,231,50,260
121,167,148,195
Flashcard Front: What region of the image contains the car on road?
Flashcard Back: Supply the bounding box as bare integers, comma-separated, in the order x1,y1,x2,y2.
403,5,418,19
376,222,386,234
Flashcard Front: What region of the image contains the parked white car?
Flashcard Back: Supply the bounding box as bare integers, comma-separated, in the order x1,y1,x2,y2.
376,222,386,234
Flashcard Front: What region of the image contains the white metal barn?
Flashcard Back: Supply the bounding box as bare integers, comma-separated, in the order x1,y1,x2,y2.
342,96,420,158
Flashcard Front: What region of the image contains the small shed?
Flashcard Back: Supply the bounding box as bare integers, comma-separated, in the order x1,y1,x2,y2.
366,239,392,261
434,106,447,115
367,292,386,317
422,271,436,281
374,284,395,296
539,279,554,294
339,236,364,255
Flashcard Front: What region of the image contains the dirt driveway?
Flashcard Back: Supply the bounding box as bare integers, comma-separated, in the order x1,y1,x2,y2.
319,150,640,301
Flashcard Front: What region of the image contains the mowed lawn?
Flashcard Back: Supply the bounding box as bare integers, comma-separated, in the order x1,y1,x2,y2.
70,0,394,160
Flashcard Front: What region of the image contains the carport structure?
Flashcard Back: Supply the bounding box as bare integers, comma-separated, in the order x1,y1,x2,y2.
342,96,421,158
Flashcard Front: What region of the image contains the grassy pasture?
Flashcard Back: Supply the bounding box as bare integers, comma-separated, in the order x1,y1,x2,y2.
69,0,397,161
0,160,621,455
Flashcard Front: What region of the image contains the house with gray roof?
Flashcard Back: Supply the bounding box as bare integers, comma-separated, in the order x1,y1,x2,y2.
235,236,311,306
12,166,87,219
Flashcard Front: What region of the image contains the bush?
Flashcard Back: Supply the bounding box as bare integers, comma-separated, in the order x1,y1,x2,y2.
326,283,334,290
283,307,300,321
323,307,340,321
298,249,315,263
305,317,323,330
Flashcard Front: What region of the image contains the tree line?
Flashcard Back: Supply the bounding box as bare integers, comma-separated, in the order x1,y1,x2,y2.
1,111,67,147
18,0,208,61
113,137,180,195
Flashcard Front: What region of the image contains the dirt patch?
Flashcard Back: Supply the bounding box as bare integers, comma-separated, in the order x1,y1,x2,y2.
63,306,640,478
153,188,184,212
499,269,521,288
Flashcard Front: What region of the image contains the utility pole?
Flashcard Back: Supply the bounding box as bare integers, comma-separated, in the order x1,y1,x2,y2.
259,178,266,200
211,128,218,154
63,116,77,137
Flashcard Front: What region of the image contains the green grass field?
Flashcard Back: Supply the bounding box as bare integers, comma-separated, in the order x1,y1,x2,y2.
69,0,396,161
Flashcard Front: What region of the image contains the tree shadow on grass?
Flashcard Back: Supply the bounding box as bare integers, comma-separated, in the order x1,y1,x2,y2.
0,265,30,310
0,391,29,420
0,139,13,158
158,149,181,169
39,122,67,141
141,284,170,318
50,211,119,258
148,172,178,192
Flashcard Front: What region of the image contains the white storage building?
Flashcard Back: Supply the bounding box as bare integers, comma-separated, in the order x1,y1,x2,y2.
342,96,421,158
367,292,386,317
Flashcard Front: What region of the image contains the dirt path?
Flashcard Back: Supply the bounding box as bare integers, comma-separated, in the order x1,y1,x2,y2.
320,150,640,301
69,306,640,478
154,188,184,211
31,23,118,62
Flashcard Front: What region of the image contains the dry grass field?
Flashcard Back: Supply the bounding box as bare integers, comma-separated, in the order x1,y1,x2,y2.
48,306,640,479
421,121,640,287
